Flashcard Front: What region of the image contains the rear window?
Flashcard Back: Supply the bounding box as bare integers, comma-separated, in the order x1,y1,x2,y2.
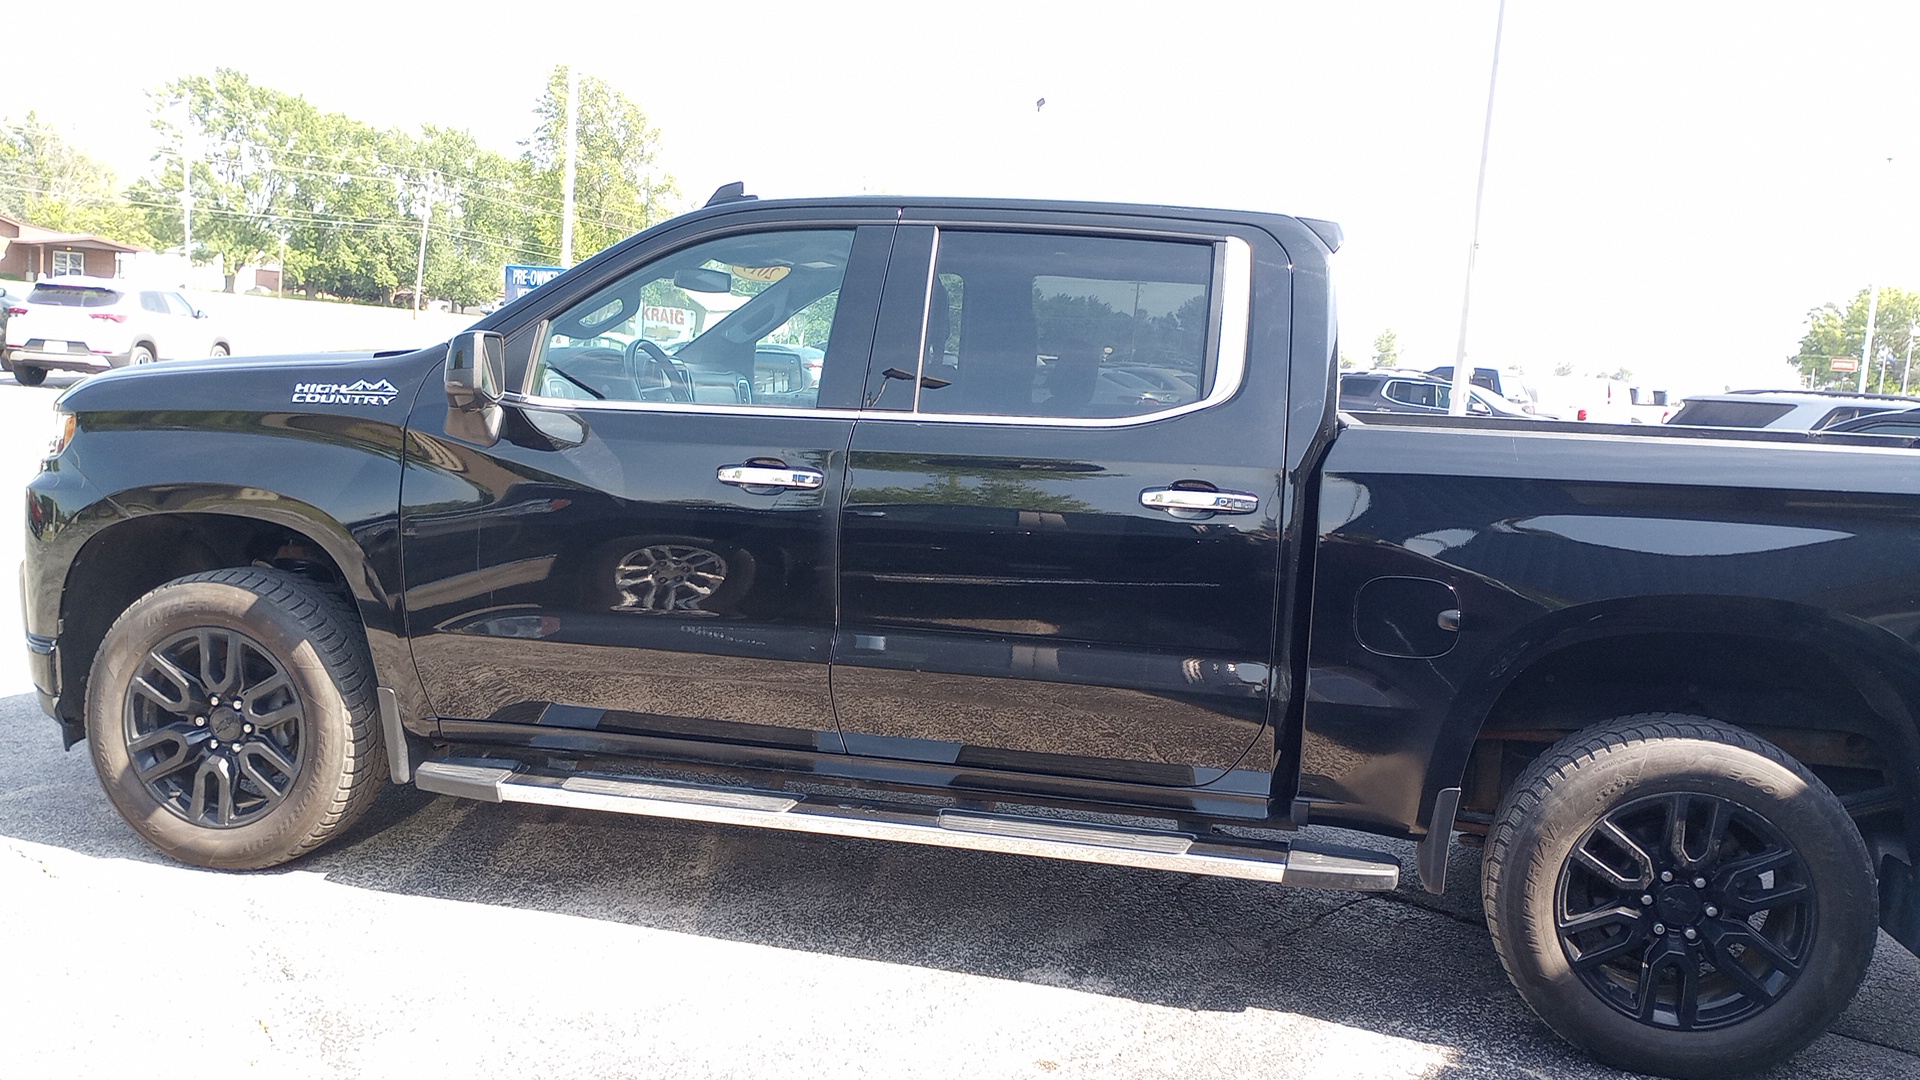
28,285,121,308
1666,400,1796,428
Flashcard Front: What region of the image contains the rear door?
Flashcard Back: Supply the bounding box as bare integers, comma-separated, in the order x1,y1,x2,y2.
831,214,1286,790
402,217,893,754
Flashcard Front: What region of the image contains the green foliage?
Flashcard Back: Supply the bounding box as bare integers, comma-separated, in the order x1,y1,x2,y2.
1790,287,1920,392
524,66,678,263
1370,328,1399,368
0,113,155,247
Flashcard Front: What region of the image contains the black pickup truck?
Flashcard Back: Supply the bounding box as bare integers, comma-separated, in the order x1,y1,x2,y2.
24,189,1920,1078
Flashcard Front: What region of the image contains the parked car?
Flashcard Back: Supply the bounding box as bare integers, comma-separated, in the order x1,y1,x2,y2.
1425,364,1553,415
1666,389,1920,431
30,188,1920,1080
2,277,233,386
1339,370,1538,418
1820,406,1920,437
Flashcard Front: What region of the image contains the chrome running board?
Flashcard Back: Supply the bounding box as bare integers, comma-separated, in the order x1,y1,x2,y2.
414,759,1400,891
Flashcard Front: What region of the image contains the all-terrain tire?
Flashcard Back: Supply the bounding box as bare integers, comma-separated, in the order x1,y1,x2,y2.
14,365,46,386
85,567,387,869
1482,714,1877,1079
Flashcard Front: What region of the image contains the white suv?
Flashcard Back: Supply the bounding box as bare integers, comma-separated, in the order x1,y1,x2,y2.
3,277,233,386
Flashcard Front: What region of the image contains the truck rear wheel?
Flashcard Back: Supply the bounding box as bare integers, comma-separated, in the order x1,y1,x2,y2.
14,365,46,386
1482,714,1876,1079
84,568,387,869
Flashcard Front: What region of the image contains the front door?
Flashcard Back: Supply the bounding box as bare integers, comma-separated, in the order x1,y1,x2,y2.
832,220,1284,789
402,222,892,754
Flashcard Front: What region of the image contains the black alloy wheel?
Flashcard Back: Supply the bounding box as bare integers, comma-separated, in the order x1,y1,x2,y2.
86,567,386,869
1555,792,1813,1031
123,627,307,828
1483,714,1878,1080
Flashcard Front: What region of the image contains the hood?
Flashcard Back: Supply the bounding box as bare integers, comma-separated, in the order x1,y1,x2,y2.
56,345,447,417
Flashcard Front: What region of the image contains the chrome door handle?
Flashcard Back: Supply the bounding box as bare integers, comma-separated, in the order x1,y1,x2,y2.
718,464,825,490
1140,487,1260,515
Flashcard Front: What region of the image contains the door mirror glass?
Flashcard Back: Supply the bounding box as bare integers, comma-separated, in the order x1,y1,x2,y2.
447,330,506,410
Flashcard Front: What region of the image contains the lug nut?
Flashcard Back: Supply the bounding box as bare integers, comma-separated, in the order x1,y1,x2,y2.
1704,905,1719,918
1684,927,1698,940
1660,870,1674,883
208,740,219,750
1653,922,1666,934
194,716,206,727
209,695,220,706
1693,877,1706,889
242,724,254,734
1641,894,1654,906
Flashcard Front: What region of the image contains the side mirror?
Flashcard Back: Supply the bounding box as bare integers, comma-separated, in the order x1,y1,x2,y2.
446,330,506,411
193,309,208,319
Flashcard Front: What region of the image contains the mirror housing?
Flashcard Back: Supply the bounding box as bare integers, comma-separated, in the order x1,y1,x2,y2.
446,330,505,411
672,267,731,293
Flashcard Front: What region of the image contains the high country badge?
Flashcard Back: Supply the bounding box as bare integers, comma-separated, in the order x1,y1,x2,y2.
291,379,400,405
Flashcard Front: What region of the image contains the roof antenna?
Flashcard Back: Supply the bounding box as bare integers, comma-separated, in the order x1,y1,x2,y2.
704,182,756,208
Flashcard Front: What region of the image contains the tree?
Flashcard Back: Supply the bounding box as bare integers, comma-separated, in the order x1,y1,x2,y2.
134,70,330,290
1790,287,1920,392
524,67,678,261
0,113,154,246
1369,329,1399,368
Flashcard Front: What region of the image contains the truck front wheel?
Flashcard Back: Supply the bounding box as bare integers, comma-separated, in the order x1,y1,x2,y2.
84,568,387,869
1482,714,1877,1079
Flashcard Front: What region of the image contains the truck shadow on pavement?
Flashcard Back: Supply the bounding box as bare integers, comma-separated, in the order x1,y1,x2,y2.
4,697,1916,1080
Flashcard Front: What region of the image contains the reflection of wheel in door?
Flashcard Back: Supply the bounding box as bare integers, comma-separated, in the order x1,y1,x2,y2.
13,365,46,386
612,544,732,613
209,343,230,358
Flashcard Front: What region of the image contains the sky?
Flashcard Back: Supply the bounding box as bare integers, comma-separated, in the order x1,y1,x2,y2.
5,0,1918,395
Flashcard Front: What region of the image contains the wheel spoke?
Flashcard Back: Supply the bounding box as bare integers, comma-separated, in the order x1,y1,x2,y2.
1706,921,1803,977
241,670,290,704
1634,939,1682,1023
1704,934,1779,1004
240,739,297,780
130,674,189,712
1558,903,1641,936
1714,847,1794,893
129,725,199,784
1671,794,1729,869
142,649,199,701
195,629,242,696
1575,822,1649,890
187,755,237,826
1724,878,1810,917
237,746,293,805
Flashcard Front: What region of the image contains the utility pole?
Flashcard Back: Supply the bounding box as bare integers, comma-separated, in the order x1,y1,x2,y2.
181,137,195,275
1859,283,1880,394
560,65,579,268
413,173,432,319
1859,157,1894,394
1449,0,1507,416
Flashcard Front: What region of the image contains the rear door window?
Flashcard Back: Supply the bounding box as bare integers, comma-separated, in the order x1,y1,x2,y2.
906,231,1216,419
1667,400,1797,427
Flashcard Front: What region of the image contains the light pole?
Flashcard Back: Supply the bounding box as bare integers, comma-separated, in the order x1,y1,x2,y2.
1904,323,1917,395
1449,0,1507,416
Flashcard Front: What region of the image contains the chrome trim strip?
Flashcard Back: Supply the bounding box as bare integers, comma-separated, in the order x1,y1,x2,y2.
412,760,1400,889
506,235,1255,431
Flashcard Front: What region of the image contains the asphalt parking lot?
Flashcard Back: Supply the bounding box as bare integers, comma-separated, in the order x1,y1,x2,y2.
1,368,1917,1079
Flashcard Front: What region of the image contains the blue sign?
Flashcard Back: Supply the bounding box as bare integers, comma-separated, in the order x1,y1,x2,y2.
504,264,564,303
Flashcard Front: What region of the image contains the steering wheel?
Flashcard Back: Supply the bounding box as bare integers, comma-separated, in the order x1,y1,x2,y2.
624,339,692,402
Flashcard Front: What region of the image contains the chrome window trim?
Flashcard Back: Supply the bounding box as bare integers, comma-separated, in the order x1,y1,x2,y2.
507,233,1253,431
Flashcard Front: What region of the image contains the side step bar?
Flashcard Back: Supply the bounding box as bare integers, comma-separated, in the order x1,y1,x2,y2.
415,760,1401,892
